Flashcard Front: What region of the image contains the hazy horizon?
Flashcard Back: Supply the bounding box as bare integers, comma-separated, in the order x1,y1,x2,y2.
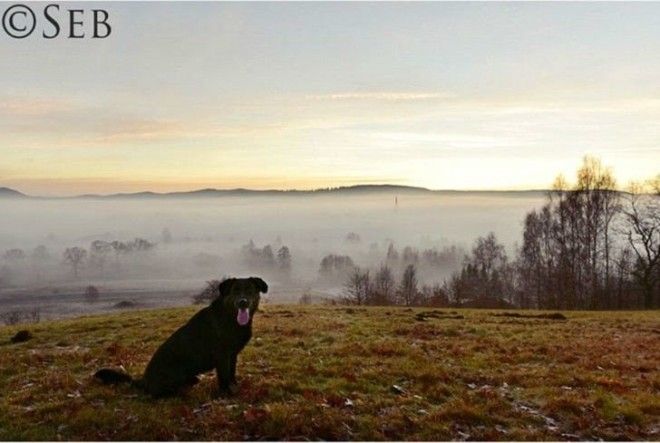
2,183,554,199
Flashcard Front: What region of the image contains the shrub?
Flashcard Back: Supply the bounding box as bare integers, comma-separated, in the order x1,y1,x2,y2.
0,308,40,326
84,285,100,302
192,279,223,305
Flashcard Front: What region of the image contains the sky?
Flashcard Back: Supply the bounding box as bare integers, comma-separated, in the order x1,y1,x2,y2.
1,2,659,196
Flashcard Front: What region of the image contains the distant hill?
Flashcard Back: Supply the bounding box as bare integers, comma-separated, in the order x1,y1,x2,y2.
75,185,549,199
75,184,435,199
0,187,26,199
0,184,549,200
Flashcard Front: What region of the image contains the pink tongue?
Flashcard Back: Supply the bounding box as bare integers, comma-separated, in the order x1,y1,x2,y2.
237,308,250,326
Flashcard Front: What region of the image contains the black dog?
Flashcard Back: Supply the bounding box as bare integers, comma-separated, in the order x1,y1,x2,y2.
95,277,267,397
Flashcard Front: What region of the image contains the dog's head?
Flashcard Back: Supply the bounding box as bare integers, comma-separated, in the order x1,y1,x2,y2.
214,277,268,326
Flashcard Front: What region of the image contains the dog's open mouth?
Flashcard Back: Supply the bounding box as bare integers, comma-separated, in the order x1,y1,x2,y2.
237,308,250,326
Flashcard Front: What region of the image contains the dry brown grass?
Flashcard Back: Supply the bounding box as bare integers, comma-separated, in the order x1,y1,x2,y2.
0,305,658,440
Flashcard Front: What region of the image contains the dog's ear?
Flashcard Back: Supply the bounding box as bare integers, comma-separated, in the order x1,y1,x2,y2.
218,278,235,298
250,277,268,294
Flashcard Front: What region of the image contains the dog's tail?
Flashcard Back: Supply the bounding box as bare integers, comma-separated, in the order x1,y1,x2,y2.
94,368,134,385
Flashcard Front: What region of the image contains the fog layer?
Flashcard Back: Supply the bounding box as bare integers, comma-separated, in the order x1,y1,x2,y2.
0,191,544,317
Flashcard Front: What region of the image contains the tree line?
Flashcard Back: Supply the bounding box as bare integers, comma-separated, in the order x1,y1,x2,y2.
240,240,292,276
341,157,659,310
1,238,156,283
516,158,658,309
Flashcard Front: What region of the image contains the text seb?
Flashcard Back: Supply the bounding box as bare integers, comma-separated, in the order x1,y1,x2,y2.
1,4,111,39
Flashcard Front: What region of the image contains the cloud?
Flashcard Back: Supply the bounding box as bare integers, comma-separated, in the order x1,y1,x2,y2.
365,131,529,150
0,95,74,117
92,118,189,143
306,92,454,101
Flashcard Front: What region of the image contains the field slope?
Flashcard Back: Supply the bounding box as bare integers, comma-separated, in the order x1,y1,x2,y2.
0,305,658,440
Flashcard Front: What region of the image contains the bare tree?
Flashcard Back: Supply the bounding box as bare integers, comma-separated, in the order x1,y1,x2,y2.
420,284,449,307
446,233,512,307
472,232,506,276
277,246,292,272
131,238,156,252
319,254,355,282
650,174,660,196
613,247,634,309
344,267,370,305
386,243,399,267
621,182,660,308
90,240,112,275
516,157,623,309
31,245,49,261
63,247,87,278
242,241,276,269
398,264,418,306
299,292,313,305
345,232,361,244
574,156,619,308
402,247,419,266
31,245,50,282
3,249,25,261
110,241,129,268
372,264,396,305
517,211,544,308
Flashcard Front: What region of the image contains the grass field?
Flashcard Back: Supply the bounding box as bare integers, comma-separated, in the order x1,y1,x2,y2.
0,305,658,440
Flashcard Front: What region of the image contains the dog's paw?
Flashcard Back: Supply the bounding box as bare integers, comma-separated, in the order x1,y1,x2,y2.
214,387,233,398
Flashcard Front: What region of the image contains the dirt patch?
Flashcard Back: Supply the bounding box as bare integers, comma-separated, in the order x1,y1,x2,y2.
271,310,295,317
415,311,465,321
342,308,367,314
493,312,567,320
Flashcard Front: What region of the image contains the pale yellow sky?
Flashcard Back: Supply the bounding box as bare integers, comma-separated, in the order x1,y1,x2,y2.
1,2,658,196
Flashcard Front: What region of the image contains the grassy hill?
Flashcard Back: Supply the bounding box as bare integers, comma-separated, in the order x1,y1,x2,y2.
0,305,658,440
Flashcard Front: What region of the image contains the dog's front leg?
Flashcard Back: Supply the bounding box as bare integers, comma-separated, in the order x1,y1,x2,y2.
229,352,238,385
214,354,232,397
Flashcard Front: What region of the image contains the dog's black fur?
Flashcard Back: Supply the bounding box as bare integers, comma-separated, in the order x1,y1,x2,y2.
94,277,267,397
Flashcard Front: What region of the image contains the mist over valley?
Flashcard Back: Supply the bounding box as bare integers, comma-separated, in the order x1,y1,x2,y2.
0,187,545,319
